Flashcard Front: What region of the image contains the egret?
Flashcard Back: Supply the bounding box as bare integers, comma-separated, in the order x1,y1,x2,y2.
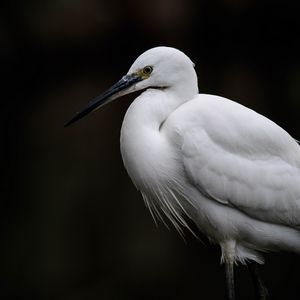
65,47,300,300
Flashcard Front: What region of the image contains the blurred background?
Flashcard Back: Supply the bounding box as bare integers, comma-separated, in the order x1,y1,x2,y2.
2,0,300,299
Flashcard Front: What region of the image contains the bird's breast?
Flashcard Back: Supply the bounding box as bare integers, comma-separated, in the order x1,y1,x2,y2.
120,110,196,233
120,90,184,192
120,121,178,191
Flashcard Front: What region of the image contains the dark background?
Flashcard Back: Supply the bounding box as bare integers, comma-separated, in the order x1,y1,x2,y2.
2,1,300,299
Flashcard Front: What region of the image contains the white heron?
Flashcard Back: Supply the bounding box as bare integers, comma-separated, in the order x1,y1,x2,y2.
65,47,300,300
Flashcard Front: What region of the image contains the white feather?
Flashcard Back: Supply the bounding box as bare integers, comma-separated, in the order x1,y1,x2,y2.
119,46,300,264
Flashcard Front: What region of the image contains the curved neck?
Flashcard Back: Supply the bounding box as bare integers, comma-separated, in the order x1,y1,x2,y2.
120,85,197,192
124,88,192,132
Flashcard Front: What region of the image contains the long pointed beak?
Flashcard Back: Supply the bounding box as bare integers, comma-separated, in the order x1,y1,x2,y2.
64,74,142,127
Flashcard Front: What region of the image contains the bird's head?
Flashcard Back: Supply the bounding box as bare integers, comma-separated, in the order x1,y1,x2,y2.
65,46,197,127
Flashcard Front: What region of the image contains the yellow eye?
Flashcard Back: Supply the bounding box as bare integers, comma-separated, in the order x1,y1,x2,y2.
142,66,153,75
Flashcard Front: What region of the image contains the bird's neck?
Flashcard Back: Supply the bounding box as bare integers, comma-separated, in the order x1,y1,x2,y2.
120,86,196,195
123,84,198,131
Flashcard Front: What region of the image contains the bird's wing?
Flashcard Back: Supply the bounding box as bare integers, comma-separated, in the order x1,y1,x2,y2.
165,94,300,227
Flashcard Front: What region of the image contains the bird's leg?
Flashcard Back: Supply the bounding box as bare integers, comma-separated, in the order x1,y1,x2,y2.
221,241,236,300
225,262,235,300
247,262,268,300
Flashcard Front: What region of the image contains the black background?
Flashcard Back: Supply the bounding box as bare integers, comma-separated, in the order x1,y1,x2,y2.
2,1,300,299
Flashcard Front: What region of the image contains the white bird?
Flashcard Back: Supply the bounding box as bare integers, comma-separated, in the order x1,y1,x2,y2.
65,47,300,300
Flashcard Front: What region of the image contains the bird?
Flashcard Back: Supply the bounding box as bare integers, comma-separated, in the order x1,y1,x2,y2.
65,46,300,300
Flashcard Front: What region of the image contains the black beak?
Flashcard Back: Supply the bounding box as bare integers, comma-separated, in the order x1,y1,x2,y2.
64,74,142,127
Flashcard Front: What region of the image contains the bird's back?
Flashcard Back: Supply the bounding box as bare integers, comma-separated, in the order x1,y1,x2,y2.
163,94,300,229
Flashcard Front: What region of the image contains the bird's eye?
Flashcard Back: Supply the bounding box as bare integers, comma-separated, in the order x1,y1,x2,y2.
142,66,153,75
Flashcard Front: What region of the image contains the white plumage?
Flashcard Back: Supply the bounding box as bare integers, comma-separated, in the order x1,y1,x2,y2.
120,47,300,265
66,46,300,298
